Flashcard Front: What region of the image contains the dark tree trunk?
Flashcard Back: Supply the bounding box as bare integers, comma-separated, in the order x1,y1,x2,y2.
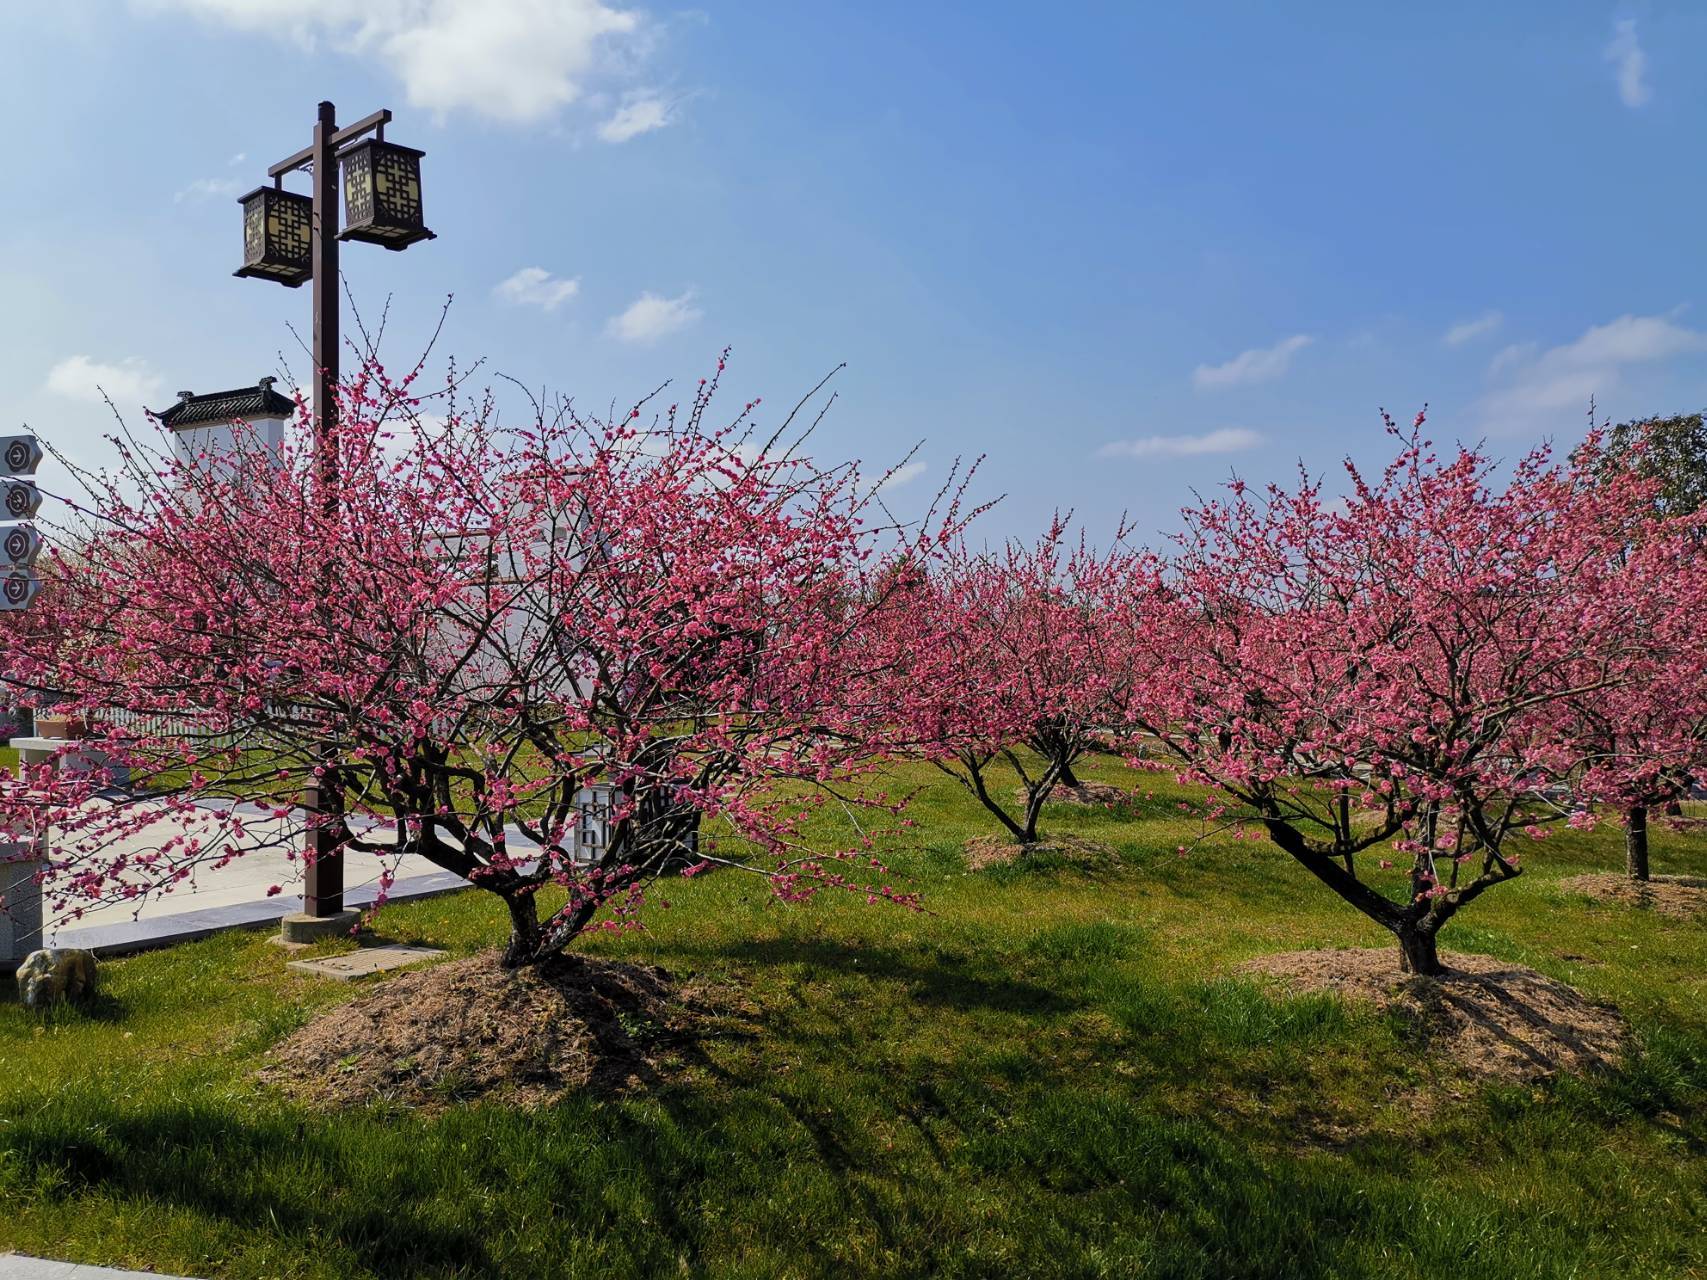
1020,794,1042,845
522,801,704,962
958,754,1031,845
1396,924,1444,976
1256,816,1476,978
1260,818,1405,936
1057,760,1081,789
500,892,541,969
1626,805,1650,882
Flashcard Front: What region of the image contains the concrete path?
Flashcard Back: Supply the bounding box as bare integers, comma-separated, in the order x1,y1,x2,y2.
0,1256,201,1279
36,800,541,955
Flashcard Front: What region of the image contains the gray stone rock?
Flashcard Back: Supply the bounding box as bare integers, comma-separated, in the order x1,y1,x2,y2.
15,947,98,1009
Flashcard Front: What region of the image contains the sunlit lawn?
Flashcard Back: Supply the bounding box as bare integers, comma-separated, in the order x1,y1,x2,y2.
1,757,1704,1279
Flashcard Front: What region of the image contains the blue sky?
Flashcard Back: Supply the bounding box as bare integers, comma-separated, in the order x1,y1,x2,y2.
4,1,1706,545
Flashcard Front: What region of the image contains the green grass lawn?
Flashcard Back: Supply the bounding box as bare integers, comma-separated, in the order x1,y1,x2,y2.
2,758,1704,1279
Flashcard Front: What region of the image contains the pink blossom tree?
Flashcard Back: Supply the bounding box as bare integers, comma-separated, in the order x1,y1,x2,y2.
1128,418,1662,974
1,359,948,966
877,521,1146,846
1561,460,1707,881
1572,669,1707,883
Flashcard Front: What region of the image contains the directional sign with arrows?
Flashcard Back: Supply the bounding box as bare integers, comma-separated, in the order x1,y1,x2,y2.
0,433,43,611
1,435,41,476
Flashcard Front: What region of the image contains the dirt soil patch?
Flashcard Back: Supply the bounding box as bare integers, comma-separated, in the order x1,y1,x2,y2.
1014,781,1137,809
263,950,748,1109
1239,948,1628,1086
965,833,1121,871
1558,873,1707,919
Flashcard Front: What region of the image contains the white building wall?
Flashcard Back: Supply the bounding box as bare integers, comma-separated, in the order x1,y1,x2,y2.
171,415,287,468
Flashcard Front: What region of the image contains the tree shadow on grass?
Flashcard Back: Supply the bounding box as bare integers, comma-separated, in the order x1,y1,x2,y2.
0,1086,1387,1280
1,1006,1695,1279
3,1081,799,1278
0,1101,503,1277
668,934,1080,1019
5,921,1699,1279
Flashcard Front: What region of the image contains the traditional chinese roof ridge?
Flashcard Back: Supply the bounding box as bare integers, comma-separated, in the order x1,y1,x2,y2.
154,377,297,430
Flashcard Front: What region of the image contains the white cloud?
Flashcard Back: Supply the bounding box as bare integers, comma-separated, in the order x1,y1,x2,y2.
494,266,581,310
44,355,167,408
1480,312,1707,426
134,0,650,125
229,151,246,165
1193,335,1313,389
1488,341,1539,376
597,93,673,142
174,176,245,204
1548,312,1705,366
606,291,702,343
1443,310,1503,346
1605,19,1651,108
1096,428,1262,460
875,460,927,493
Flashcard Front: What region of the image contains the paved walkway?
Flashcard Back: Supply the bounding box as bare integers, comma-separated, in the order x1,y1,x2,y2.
34,801,539,955
0,1256,201,1279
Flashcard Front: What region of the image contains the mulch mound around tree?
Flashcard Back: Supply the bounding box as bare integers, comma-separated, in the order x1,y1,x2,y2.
1557,873,1707,920
1239,948,1628,1086
964,833,1121,871
262,950,749,1110
1014,782,1137,809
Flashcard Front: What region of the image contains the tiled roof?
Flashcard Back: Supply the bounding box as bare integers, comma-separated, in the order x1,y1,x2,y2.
155,378,296,429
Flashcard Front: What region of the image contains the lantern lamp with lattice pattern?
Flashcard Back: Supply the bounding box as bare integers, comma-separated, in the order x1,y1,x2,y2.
232,186,313,287
338,139,435,251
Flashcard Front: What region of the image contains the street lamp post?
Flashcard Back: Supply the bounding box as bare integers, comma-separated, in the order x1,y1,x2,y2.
235,101,434,926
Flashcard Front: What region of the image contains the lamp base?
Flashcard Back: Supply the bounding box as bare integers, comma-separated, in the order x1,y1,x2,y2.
232,265,311,288
277,909,363,944
338,226,437,252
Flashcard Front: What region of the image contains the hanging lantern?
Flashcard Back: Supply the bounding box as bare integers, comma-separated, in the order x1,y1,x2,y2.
232,186,313,287
339,139,435,251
